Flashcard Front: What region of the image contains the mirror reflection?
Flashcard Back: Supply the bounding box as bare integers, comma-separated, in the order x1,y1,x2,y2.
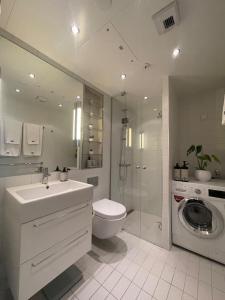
0,37,83,177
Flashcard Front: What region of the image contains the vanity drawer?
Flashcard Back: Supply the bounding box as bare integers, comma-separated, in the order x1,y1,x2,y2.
19,227,91,300
20,202,92,263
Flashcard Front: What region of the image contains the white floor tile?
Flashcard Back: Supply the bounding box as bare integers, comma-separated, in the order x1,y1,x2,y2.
172,270,186,290
103,270,122,292
74,278,100,300
199,265,211,285
153,279,170,300
167,285,182,300
121,282,140,300
151,261,165,277
198,281,212,300
111,276,131,299
116,258,131,274
95,265,113,284
182,293,195,300
212,287,225,300
124,261,140,280
91,286,109,300
187,261,199,279
212,271,225,292
106,294,117,300
137,290,152,300
143,273,159,296
161,264,175,284
133,267,149,288
184,276,198,299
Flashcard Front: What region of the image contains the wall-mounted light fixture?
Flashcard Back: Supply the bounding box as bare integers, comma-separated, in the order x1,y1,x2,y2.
72,102,82,141
139,132,144,149
126,127,132,148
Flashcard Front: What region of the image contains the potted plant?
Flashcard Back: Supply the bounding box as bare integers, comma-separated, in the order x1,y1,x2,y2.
187,145,220,182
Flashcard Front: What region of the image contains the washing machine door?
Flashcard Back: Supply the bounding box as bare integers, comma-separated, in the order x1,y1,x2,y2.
178,198,224,238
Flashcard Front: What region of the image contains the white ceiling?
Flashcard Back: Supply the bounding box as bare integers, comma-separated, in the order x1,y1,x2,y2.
1,0,225,101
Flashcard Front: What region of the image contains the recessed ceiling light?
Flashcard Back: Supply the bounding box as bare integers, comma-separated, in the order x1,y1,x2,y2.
72,24,80,35
172,48,180,58
58,104,63,107
153,108,158,111
121,73,126,80
144,96,148,100
15,89,20,93
29,73,35,79
76,95,80,99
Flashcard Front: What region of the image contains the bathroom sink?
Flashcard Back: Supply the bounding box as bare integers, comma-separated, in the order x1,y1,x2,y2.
6,180,93,223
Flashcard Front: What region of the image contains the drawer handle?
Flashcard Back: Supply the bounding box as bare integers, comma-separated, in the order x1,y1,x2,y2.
33,203,89,228
31,230,89,268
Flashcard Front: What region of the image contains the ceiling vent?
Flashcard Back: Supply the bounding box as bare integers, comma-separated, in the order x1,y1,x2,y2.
152,1,180,35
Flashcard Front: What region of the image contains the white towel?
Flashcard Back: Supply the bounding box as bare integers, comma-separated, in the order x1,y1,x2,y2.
4,119,22,144
0,119,22,156
26,123,40,144
23,123,43,156
222,94,225,125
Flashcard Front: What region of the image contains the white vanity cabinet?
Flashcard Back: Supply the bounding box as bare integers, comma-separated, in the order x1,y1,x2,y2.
3,180,93,300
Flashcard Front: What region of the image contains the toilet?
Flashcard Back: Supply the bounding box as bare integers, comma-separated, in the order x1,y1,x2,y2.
92,199,127,239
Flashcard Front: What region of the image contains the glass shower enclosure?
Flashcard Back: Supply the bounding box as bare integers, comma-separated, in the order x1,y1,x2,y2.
110,93,163,246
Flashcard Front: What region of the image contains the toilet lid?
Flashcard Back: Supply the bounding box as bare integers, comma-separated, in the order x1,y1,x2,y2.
93,199,126,220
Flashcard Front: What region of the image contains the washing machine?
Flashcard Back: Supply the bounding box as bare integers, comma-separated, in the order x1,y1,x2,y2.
172,179,225,264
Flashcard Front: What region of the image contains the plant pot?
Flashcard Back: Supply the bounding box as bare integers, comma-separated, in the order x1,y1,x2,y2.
195,170,212,182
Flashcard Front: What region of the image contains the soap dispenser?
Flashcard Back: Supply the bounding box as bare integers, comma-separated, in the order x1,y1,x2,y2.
173,163,181,181
181,161,189,182
59,167,70,182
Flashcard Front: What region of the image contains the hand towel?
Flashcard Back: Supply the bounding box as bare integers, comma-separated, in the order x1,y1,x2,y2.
26,123,40,144
23,123,43,156
4,119,22,144
0,119,22,156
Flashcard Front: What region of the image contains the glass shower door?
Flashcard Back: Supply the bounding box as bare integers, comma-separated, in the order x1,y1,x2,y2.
138,98,163,246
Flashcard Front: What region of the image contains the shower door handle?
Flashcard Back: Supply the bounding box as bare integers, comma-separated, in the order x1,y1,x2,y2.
136,165,141,169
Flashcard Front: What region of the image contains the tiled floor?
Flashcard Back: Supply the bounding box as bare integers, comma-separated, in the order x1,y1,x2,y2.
2,231,225,300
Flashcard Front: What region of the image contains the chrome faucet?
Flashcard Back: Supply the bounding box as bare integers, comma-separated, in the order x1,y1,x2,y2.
42,167,51,184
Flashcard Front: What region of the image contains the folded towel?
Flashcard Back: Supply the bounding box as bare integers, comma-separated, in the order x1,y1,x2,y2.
0,119,22,156
23,123,43,156
4,119,22,144
25,123,41,144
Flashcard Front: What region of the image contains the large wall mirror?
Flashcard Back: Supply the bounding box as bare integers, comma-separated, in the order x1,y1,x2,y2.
0,36,85,177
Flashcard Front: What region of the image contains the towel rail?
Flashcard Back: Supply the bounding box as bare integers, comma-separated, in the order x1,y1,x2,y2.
0,161,43,167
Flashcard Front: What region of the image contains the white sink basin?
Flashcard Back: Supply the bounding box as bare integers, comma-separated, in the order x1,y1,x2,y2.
6,180,93,223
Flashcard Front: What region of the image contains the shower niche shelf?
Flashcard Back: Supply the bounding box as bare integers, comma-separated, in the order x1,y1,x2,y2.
81,86,104,169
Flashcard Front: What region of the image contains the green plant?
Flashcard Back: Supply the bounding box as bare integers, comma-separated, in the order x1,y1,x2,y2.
187,144,220,170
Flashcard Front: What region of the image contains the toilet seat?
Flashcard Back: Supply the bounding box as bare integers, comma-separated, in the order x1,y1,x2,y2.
93,199,126,220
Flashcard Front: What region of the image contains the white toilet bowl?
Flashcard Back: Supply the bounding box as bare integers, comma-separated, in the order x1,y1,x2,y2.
92,199,127,239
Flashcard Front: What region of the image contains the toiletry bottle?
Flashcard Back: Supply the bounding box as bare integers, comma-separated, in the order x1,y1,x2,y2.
59,167,70,181
173,163,181,181
181,161,189,182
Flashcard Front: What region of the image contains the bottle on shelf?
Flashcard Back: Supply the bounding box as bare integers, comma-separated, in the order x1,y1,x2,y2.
181,161,189,182
173,163,181,181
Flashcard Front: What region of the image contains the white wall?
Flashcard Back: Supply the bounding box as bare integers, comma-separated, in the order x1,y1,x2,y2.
177,88,225,177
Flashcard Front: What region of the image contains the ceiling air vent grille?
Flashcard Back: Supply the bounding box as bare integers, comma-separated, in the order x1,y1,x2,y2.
163,16,175,29
152,1,180,35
